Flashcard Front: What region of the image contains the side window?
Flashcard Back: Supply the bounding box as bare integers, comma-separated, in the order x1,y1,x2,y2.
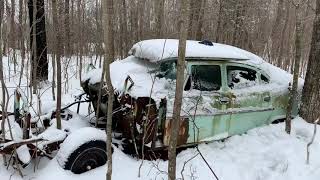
227,66,258,89
191,65,221,91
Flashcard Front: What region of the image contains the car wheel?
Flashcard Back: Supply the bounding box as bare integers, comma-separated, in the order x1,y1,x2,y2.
63,140,107,174
271,118,285,124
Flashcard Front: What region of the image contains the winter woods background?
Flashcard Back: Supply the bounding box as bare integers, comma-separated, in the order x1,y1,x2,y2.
0,0,316,74
1,0,320,179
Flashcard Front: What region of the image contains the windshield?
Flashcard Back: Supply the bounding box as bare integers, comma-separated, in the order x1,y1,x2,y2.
154,60,177,80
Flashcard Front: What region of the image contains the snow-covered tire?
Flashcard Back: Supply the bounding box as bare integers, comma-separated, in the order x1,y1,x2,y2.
63,140,107,174
57,127,107,174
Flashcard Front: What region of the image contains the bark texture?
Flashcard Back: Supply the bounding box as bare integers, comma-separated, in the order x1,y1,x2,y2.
286,5,302,134
102,0,115,179
168,1,189,180
28,0,48,81
0,0,6,142
300,0,320,122
51,0,63,129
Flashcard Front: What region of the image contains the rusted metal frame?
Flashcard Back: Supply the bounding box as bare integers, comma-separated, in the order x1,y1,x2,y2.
0,111,14,117
0,138,45,155
61,100,91,112
129,96,139,155
28,142,58,160
163,116,189,146
122,76,134,95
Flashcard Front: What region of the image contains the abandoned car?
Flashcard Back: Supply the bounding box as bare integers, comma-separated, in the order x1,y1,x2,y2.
82,39,301,153
0,39,302,174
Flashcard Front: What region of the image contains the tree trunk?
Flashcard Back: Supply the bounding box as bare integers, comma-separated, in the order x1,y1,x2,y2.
215,0,224,42
102,0,115,179
270,0,284,63
168,1,189,180
18,0,24,51
28,0,48,82
285,5,302,134
10,0,17,74
232,0,247,47
51,0,63,129
137,0,146,41
155,0,165,37
18,0,25,87
31,0,38,94
64,0,71,57
188,0,201,39
300,0,320,122
52,55,56,101
0,0,6,143
121,0,128,55
277,0,290,67
196,0,205,40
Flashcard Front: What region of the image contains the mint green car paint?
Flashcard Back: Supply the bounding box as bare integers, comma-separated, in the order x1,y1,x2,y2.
182,59,296,144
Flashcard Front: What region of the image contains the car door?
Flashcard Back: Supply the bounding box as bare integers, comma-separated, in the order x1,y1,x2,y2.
184,61,231,144
224,63,274,136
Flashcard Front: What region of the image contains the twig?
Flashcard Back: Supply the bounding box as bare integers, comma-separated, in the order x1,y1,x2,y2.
306,118,319,164
196,146,219,180
180,153,199,180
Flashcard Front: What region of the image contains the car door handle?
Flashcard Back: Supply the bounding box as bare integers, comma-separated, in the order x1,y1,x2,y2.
263,95,271,102
219,97,230,104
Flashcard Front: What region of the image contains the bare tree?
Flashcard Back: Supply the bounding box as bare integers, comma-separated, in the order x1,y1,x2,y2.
64,0,71,57
306,118,319,164
270,0,285,62
168,1,189,180
28,0,48,83
18,0,25,87
285,1,303,134
300,0,320,122
155,0,165,37
102,0,115,179
51,0,63,129
10,0,17,73
0,0,7,165
0,0,5,137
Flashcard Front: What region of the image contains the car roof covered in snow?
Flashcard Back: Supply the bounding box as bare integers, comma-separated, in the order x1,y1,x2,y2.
129,39,262,62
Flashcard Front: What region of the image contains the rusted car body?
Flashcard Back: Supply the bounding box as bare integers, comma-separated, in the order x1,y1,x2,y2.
0,39,302,174
82,39,301,150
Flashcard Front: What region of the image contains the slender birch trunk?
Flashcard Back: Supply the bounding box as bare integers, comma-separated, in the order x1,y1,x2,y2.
168,1,189,179
51,0,63,129
102,0,115,179
286,4,302,134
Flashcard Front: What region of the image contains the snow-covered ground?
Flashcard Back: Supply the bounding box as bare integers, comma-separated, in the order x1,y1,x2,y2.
1,118,320,180
1,54,319,180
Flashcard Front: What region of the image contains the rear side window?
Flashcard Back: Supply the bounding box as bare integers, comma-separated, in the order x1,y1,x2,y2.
191,65,221,91
227,66,258,89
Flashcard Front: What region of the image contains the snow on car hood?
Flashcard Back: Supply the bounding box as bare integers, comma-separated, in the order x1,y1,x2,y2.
110,56,172,99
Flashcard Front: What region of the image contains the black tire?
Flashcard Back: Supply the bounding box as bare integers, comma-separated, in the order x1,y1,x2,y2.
271,118,285,124
63,140,107,174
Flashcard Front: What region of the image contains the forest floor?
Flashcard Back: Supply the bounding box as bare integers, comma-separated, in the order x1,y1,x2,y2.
0,55,320,180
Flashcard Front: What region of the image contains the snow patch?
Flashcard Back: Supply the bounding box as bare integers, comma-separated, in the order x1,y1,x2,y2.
56,127,106,168
16,145,31,164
